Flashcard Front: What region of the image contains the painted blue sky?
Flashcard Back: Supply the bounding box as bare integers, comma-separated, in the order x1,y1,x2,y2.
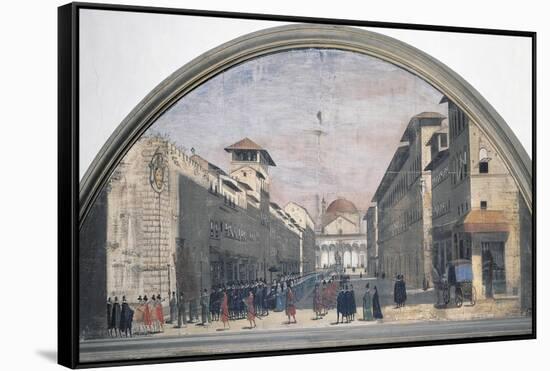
147,48,446,218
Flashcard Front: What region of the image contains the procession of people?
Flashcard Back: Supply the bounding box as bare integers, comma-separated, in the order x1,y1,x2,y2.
105,272,394,338
106,273,313,336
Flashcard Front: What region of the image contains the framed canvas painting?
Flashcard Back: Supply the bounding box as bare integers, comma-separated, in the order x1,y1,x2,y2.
58,2,535,368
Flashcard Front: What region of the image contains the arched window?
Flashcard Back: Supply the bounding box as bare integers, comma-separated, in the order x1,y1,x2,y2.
479,147,489,173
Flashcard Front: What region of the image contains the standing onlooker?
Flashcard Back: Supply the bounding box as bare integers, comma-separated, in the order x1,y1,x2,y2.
176,292,186,328
143,295,152,332
246,291,257,328
313,283,322,319
119,296,133,337
394,274,401,308
107,297,113,336
200,288,210,325
110,296,121,337
220,289,230,330
169,291,177,324
349,284,357,321
155,294,165,332
336,287,345,324
372,286,383,320
285,283,297,324
362,283,373,321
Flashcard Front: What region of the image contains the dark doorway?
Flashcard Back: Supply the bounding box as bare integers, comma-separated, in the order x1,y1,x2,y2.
481,242,506,298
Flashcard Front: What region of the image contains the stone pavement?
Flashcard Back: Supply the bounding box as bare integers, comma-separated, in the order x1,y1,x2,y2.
126,297,524,340
113,276,524,340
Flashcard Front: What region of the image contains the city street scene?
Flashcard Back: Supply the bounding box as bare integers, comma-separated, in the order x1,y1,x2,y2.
79,48,533,363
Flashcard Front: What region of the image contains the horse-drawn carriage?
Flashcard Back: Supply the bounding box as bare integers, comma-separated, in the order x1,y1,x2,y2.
435,259,476,308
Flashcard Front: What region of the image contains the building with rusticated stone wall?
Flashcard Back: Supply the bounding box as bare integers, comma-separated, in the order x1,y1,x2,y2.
103,136,311,311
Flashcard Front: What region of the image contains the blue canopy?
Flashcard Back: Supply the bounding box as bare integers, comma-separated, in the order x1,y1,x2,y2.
455,263,473,282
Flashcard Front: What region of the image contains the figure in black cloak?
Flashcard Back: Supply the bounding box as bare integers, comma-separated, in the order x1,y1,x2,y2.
393,274,401,308
372,286,383,320
262,282,269,316
169,291,177,324
200,288,210,325
119,296,134,337
336,287,345,324
209,287,217,322
343,285,352,323
349,284,357,321
110,296,122,337
176,292,187,328
107,297,113,336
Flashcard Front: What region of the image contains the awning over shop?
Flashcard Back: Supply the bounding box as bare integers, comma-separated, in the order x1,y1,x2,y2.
455,210,509,233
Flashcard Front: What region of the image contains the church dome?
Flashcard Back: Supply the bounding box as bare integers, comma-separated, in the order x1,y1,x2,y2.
326,198,358,214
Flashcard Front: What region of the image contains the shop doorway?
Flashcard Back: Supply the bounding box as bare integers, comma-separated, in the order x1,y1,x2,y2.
481,242,506,298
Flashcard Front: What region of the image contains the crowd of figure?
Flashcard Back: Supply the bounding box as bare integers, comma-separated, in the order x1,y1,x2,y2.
312,276,383,324
106,273,312,336
106,273,411,337
203,273,306,328
312,279,339,319
106,296,135,337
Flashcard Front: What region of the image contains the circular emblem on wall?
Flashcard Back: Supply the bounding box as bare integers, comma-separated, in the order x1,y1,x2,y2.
149,149,167,193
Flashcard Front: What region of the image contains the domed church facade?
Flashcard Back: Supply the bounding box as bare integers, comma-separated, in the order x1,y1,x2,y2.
315,197,368,272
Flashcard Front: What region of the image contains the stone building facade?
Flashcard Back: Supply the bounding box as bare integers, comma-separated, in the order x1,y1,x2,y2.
103,136,312,310
365,205,378,276
315,198,367,271
371,112,445,287
425,98,532,310
284,201,316,274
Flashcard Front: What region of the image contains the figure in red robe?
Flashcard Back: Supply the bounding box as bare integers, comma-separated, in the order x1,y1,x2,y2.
220,291,230,329
286,285,297,324
246,291,257,329
155,294,165,331
143,295,152,331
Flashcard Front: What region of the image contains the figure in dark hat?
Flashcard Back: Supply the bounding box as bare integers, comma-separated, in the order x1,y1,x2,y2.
176,292,187,328
119,296,134,337
110,296,122,337
169,291,177,324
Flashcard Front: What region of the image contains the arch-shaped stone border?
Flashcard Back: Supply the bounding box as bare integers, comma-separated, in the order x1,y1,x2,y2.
79,24,532,227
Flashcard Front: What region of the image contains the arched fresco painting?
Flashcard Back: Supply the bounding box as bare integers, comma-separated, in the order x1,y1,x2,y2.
77,24,533,363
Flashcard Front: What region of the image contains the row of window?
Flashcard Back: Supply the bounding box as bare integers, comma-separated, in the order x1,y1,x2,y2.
209,219,260,242
433,199,451,219
380,154,422,211
233,150,257,162
380,199,422,240
449,104,468,140
209,182,241,208
450,146,469,185
432,164,450,188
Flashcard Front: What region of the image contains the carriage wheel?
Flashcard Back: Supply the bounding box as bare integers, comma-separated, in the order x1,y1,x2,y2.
470,286,477,306
455,287,463,308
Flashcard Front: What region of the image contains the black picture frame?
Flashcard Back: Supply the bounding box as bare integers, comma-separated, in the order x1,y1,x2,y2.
58,2,536,369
